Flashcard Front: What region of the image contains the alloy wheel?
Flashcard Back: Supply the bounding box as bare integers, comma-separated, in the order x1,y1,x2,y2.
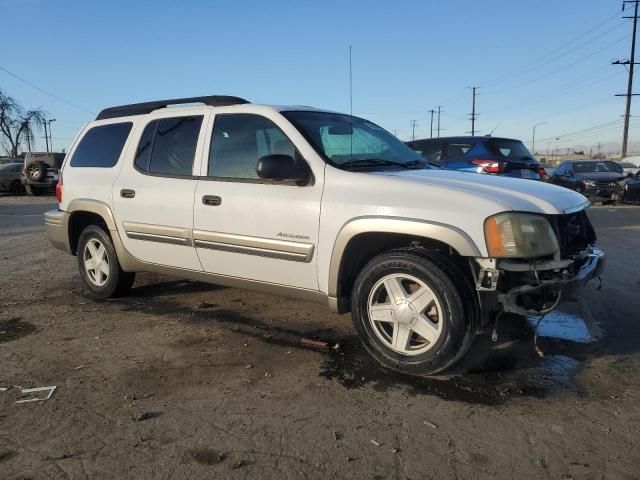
367,273,443,356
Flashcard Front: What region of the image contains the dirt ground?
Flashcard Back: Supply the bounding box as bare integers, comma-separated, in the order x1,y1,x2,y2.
1,195,639,480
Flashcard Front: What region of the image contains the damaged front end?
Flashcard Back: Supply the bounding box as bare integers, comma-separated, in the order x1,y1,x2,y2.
473,209,605,319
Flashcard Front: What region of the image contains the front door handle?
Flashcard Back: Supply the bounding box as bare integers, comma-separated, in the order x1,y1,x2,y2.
202,195,222,206
120,189,136,199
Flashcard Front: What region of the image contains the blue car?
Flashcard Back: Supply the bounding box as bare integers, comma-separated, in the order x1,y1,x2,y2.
406,136,542,180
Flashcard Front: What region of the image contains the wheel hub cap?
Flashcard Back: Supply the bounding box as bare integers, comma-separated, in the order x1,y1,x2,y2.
367,273,443,356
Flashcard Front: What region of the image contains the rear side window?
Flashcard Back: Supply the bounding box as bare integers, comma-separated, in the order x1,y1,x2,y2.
70,123,132,167
411,141,443,164
134,116,203,176
444,142,474,159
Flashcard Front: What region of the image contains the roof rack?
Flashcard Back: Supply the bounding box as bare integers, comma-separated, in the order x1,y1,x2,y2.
95,95,250,120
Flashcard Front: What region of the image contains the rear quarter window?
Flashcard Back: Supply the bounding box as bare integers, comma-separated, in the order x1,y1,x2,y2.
70,122,133,168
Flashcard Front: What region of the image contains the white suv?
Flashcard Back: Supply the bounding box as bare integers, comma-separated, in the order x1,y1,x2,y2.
45,96,604,375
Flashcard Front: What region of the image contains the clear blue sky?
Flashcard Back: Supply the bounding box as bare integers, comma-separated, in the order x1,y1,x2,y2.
0,0,634,154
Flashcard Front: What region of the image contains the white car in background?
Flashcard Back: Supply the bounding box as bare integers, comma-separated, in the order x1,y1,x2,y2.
620,157,640,176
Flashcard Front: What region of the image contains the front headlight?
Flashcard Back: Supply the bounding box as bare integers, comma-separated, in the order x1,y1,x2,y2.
583,179,597,187
484,212,560,258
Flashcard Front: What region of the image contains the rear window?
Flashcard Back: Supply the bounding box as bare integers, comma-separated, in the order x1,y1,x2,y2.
70,123,132,168
487,140,533,160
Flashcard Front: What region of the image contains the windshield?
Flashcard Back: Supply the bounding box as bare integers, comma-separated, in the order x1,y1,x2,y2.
574,161,621,173
487,139,533,161
282,111,424,169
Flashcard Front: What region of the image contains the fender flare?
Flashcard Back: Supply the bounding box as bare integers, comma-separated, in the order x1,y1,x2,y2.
327,216,482,298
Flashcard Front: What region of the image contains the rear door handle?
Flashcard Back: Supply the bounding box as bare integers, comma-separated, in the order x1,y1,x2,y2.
202,195,222,206
120,189,136,199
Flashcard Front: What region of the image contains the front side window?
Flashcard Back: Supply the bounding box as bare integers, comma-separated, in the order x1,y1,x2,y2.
282,111,424,170
134,116,203,176
70,122,132,167
573,161,620,174
208,114,301,180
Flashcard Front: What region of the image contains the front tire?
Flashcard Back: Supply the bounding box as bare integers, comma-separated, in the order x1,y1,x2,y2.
77,225,135,300
351,249,476,376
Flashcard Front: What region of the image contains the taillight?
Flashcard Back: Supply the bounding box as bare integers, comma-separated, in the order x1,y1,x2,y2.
471,159,505,174
56,172,63,203
538,167,546,176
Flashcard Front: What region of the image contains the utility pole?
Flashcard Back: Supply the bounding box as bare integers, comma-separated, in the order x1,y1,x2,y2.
47,118,56,152
532,122,547,154
436,106,443,138
428,109,435,138
42,119,50,153
410,120,418,141
469,87,479,136
613,0,640,158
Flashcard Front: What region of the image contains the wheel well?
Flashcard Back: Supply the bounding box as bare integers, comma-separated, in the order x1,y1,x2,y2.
68,211,109,255
336,232,469,312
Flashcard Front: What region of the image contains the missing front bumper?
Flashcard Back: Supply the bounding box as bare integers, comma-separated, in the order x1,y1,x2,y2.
497,247,605,316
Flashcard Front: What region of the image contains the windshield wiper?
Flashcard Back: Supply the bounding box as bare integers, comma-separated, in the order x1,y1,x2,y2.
339,158,417,170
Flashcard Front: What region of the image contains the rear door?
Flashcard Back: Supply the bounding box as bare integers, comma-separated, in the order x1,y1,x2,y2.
112,111,208,270
193,112,322,290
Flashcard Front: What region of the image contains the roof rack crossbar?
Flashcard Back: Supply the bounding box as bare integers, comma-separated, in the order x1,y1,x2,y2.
95,95,250,120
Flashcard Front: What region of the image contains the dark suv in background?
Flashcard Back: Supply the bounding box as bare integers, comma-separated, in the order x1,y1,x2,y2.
21,152,65,196
549,160,625,199
406,136,541,180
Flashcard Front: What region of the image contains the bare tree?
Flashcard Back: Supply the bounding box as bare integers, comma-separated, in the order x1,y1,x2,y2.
0,89,46,157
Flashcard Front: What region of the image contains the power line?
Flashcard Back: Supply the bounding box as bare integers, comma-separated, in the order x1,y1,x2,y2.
537,119,623,142
483,33,630,97
0,65,95,115
436,106,443,138
481,11,623,88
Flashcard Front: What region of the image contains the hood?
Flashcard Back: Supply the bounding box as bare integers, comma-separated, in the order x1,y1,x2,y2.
371,169,589,215
575,172,626,182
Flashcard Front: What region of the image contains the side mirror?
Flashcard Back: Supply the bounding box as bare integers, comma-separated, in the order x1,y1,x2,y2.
627,172,635,178
256,154,310,183
564,170,573,176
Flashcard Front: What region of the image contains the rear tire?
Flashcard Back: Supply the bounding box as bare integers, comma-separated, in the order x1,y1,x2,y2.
350,249,477,376
77,225,135,301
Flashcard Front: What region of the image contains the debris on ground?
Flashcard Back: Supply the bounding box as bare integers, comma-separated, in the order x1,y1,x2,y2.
300,338,330,351
197,302,217,309
390,448,399,454
15,386,57,404
231,459,250,469
423,420,438,429
370,439,382,447
130,411,162,422
244,364,253,369
333,431,343,440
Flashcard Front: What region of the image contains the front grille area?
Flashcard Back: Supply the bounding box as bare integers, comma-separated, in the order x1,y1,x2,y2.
547,210,596,257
